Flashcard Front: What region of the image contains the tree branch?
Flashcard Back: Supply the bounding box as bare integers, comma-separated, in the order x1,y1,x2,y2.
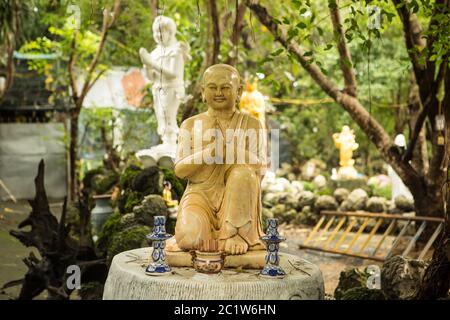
206,0,221,65
226,0,247,66
328,0,357,97
245,0,422,189
77,0,121,109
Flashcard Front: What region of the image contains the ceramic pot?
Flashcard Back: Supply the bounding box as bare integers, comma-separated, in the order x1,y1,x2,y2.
91,194,113,234
191,251,225,274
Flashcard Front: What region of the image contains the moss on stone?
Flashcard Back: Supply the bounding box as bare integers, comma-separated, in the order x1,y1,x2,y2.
119,165,142,190
340,287,386,300
132,166,164,195
117,189,144,214
91,171,119,195
107,225,150,265
96,212,123,256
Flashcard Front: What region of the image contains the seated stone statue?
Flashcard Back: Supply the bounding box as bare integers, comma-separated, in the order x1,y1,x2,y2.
167,64,267,255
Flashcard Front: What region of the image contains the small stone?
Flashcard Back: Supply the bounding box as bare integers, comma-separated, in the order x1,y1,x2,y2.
366,197,387,213
132,194,168,227
262,192,280,208
314,195,338,212
340,189,368,211
313,175,327,189
298,191,315,208
333,188,349,204
290,180,304,194
270,204,286,220
394,195,414,212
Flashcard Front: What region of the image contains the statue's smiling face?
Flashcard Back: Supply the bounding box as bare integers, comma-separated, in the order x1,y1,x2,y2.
202,68,240,111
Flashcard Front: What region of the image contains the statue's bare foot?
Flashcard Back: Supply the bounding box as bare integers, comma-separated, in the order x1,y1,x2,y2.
224,236,248,255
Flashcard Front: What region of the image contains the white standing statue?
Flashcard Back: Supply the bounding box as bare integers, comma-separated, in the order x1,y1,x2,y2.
388,134,413,200
136,15,190,165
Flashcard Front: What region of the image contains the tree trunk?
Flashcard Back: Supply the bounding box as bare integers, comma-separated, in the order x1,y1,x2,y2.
69,110,80,200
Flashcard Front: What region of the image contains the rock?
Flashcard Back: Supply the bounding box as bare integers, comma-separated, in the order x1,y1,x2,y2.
107,225,151,265
366,197,387,213
340,189,368,211
313,175,327,189
91,171,119,195
119,165,142,190
118,189,143,214
298,191,315,208
314,195,338,212
97,212,123,256
394,195,414,212
262,207,274,219
131,166,164,195
275,162,293,178
381,255,428,300
290,180,304,194
284,193,300,210
293,205,316,226
120,213,139,230
287,173,297,181
340,287,386,300
334,268,369,300
300,159,327,181
270,204,286,220
284,209,298,223
262,192,280,208
333,188,349,204
132,195,168,227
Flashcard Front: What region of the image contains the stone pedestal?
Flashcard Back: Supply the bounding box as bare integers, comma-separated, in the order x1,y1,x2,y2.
103,248,325,300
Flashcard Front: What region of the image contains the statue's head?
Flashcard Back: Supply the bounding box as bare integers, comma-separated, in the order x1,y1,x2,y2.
153,15,177,45
201,64,242,111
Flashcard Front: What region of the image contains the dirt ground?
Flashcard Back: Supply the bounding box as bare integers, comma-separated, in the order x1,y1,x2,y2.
1,200,421,299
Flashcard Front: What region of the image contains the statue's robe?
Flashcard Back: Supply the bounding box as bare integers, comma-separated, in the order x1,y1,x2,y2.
171,110,266,251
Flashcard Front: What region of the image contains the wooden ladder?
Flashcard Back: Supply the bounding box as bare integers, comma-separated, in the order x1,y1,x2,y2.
299,210,445,262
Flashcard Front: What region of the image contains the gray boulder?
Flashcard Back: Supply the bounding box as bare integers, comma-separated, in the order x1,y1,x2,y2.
394,195,414,212
366,196,387,213
270,204,286,220
298,191,315,208
315,195,338,212
313,174,327,189
333,188,350,204
340,188,368,211
132,194,168,227
381,255,428,300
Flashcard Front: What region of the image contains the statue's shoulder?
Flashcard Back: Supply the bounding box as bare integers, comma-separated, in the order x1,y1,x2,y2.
240,111,262,129
180,112,207,129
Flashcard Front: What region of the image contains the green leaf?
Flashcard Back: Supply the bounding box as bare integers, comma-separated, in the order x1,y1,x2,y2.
303,51,313,57
324,44,333,51
296,21,307,29
271,48,284,56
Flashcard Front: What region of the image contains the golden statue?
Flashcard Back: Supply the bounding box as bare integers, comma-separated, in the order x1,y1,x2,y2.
162,181,178,207
239,80,266,125
166,64,267,255
332,125,359,180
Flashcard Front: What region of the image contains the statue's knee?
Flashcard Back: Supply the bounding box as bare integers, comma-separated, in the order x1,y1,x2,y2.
175,209,208,250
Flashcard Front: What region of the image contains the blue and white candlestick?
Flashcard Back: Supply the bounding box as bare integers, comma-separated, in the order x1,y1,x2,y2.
260,218,286,278
145,215,172,276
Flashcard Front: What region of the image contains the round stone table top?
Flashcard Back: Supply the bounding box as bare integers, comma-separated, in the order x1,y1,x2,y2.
103,248,324,300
